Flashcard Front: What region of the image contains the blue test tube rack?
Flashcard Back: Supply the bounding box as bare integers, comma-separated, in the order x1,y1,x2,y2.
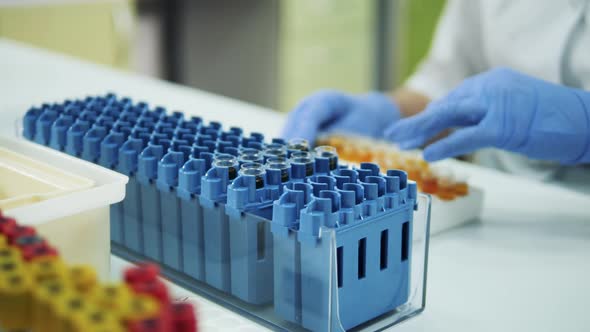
200,159,234,291
23,93,422,332
225,164,283,304
272,165,417,331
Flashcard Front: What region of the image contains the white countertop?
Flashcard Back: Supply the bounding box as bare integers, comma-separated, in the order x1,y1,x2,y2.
2,38,589,332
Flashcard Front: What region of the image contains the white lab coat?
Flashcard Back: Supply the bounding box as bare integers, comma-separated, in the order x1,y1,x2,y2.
405,0,590,191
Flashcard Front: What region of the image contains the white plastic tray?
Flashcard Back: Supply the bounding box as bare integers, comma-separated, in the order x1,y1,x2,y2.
1,135,127,279
0,145,94,210
428,187,484,235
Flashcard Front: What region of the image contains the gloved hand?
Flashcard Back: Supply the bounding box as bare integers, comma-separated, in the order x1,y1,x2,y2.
384,68,590,164
281,90,401,143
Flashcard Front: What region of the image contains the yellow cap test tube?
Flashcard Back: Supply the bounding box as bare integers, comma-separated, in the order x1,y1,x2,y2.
32,278,72,332
0,271,33,330
29,256,67,282
77,307,124,332
55,291,97,332
120,293,160,322
69,265,98,294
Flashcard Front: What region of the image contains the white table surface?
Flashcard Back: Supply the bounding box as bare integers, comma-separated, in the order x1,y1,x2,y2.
2,38,590,332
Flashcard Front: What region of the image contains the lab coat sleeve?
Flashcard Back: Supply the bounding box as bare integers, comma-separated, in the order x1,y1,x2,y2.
404,0,486,101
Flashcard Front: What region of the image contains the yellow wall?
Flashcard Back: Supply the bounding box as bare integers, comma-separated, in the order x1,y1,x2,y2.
278,0,375,112
0,1,134,69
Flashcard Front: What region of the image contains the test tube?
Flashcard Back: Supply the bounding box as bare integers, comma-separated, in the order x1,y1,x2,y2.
213,153,239,180
69,265,98,294
432,166,456,201
55,293,90,332
120,294,160,322
373,147,389,171
289,151,314,177
354,139,373,163
338,142,354,162
238,148,264,165
263,143,287,161
76,308,121,332
403,155,423,184
32,278,70,332
452,172,469,196
29,256,66,282
266,157,290,183
240,162,266,189
372,143,388,162
314,145,338,171
314,135,328,147
378,146,397,169
287,138,309,152
323,135,347,159
0,272,32,330
321,134,343,150
419,169,438,194
91,283,132,312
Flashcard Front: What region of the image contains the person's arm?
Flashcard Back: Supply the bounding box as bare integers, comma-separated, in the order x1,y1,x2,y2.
386,68,590,164
391,88,431,118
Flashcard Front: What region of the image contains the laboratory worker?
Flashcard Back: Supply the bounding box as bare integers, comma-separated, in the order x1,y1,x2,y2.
281,0,590,190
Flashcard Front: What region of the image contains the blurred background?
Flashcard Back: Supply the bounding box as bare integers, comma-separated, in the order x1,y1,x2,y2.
0,0,445,112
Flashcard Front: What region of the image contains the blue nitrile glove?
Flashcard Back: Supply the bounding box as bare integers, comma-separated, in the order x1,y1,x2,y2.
281,90,401,143
384,68,590,164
